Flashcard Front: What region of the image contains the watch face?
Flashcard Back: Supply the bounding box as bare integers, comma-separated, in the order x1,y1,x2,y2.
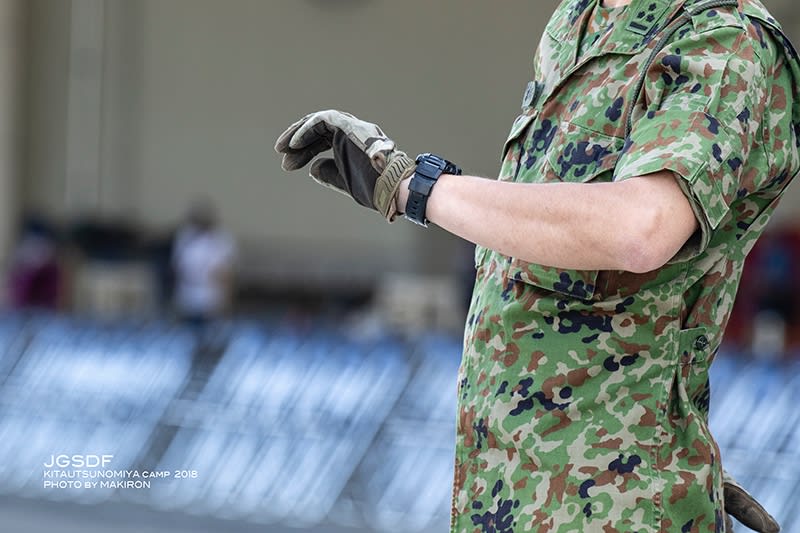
416,153,459,176
418,160,440,177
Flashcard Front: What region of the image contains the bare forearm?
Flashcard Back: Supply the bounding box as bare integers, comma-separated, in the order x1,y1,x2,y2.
397,172,698,273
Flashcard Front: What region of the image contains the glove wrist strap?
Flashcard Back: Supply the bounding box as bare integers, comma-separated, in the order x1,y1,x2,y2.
376,152,416,221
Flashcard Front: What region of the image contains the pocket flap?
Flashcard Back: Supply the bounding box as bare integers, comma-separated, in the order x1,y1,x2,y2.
677,326,714,366
509,261,600,300
501,110,538,160
547,122,624,183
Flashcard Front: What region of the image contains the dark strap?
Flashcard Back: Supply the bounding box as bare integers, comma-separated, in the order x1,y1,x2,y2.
624,0,740,138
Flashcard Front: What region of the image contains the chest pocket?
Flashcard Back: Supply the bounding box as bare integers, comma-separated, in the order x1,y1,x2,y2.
508,121,624,300
546,121,624,183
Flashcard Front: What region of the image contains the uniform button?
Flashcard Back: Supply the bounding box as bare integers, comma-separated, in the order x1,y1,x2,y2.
694,335,709,351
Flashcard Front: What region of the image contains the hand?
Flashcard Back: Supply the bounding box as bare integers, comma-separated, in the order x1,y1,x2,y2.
275,110,416,221
723,471,780,533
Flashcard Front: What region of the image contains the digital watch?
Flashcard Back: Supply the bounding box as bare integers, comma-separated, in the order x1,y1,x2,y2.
404,153,462,227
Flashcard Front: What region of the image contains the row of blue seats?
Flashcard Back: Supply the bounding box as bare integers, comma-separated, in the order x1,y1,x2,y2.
0,315,462,531
0,314,797,532
709,354,800,531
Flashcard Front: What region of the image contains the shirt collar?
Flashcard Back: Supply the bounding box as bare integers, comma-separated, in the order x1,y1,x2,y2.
559,0,688,63
539,0,689,111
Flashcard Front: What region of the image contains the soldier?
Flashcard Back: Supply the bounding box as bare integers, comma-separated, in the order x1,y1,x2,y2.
276,0,799,531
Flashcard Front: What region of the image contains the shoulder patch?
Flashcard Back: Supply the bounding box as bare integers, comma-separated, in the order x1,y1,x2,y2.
687,3,746,34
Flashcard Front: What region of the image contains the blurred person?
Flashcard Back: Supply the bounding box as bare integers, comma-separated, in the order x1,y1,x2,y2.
172,200,236,328
750,230,794,358
752,227,800,352
6,214,62,310
732,224,800,356
276,1,800,532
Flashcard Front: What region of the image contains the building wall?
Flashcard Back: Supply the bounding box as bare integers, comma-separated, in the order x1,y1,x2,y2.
25,0,559,281
23,0,800,282
0,0,25,266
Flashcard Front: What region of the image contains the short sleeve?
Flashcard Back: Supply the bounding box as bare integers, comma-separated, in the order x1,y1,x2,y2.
614,25,766,261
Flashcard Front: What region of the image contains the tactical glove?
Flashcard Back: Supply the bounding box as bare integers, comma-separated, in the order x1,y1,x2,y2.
724,471,780,532
275,110,416,221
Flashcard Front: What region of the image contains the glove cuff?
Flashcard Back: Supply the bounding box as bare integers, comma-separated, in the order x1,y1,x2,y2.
374,152,416,222
723,477,781,533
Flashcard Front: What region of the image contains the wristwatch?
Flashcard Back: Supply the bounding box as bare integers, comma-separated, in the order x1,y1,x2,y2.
404,153,462,227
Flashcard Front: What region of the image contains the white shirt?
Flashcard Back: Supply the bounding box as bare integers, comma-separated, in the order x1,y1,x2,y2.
172,226,236,316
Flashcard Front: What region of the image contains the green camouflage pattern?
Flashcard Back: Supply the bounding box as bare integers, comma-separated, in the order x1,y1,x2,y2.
453,0,800,532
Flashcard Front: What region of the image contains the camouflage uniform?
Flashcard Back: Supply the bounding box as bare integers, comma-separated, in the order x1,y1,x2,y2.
453,1,800,532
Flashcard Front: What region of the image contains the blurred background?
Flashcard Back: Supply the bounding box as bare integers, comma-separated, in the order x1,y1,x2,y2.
0,0,798,532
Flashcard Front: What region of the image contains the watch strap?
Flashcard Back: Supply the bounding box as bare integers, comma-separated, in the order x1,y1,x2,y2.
405,153,461,227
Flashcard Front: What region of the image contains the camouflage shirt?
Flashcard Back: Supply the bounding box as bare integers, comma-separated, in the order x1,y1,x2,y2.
453,0,800,532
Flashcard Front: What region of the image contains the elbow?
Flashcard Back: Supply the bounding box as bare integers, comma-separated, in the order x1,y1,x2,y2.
620,239,664,274
611,173,699,273
617,206,673,274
